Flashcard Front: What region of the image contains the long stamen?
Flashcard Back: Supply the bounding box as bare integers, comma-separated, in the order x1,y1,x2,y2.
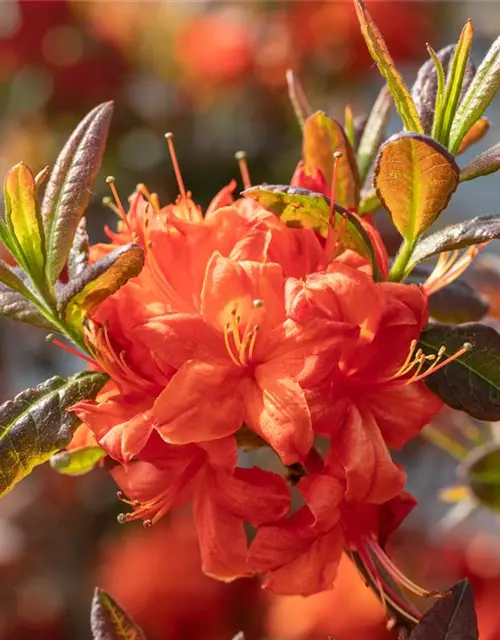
46,334,96,365
106,176,133,234
424,245,486,295
224,324,243,367
393,340,417,377
165,132,187,200
248,326,259,362
235,150,252,190
409,342,472,383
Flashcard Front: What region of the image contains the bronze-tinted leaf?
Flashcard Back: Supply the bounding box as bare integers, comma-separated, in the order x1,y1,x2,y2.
353,0,423,134
91,588,146,640
42,101,113,284
0,281,57,330
67,217,89,280
409,579,478,639
460,141,500,182
419,322,500,421
411,215,500,265
374,133,459,240
407,266,489,323
243,185,381,280
357,85,392,183
0,372,108,497
50,445,106,476
303,111,360,210
412,44,476,135
58,243,144,329
457,118,489,155
4,162,46,284
449,35,500,154
460,444,500,511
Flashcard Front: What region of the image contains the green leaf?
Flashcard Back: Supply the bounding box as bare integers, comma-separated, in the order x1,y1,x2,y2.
91,588,146,640
0,281,57,330
460,141,500,182
286,69,311,129
419,322,500,421
303,111,360,210
42,101,114,284
352,0,423,134
374,132,459,241
409,579,478,640
412,44,447,136
0,371,108,498
344,104,355,149
50,445,105,476
356,85,392,184
456,117,489,155
58,243,144,330
460,444,500,511
439,21,475,146
67,217,89,280
406,266,489,323
449,34,500,154
411,215,500,265
358,188,381,215
243,185,381,280
4,162,46,286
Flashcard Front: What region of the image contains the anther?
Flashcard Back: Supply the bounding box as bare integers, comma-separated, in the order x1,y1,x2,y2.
165,132,187,200
143,519,153,528
235,150,252,190
117,513,127,524
253,299,264,309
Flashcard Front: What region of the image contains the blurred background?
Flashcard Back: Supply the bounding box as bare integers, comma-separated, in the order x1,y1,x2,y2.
0,1,500,639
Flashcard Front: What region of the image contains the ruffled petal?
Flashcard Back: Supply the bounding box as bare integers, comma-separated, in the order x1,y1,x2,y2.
154,360,245,444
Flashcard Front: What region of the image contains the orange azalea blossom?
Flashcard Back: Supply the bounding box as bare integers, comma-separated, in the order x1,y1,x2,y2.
286,265,444,503
247,455,417,597
109,432,290,581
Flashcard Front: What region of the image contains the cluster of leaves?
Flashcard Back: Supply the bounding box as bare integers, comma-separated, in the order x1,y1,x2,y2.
89,580,478,640
0,102,145,498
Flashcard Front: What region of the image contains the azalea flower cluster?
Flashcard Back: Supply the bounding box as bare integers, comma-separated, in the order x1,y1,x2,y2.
70,141,447,598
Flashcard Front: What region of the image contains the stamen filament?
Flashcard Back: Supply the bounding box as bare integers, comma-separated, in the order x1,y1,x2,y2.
106,177,133,233
46,335,96,365
248,326,259,362
235,150,252,190
393,340,417,377
165,132,187,200
224,324,243,367
411,343,472,383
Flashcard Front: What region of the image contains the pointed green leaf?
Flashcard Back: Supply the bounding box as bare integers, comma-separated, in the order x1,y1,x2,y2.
58,243,144,330
0,281,57,330
439,21,475,147
303,111,360,210
91,588,146,640
374,133,459,240
457,118,489,155
449,35,500,154
406,266,489,323
409,579,478,639
411,215,500,265
286,69,311,129
357,85,392,184
42,101,113,284
67,217,89,280
4,162,46,285
344,105,356,149
353,0,423,134
50,445,105,476
419,322,500,421
460,141,500,182
243,185,381,280
461,444,500,511
0,371,108,497
412,45,449,135
359,188,381,215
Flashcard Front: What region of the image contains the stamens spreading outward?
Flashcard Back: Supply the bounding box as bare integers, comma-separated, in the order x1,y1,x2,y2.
354,537,445,626
84,320,151,390
224,299,263,367
424,244,487,295
390,339,472,385
136,183,160,213
117,489,171,528
105,176,133,234
235,150,252,190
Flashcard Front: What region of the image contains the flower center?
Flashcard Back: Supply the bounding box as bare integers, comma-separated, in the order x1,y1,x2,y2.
223,298,263,367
